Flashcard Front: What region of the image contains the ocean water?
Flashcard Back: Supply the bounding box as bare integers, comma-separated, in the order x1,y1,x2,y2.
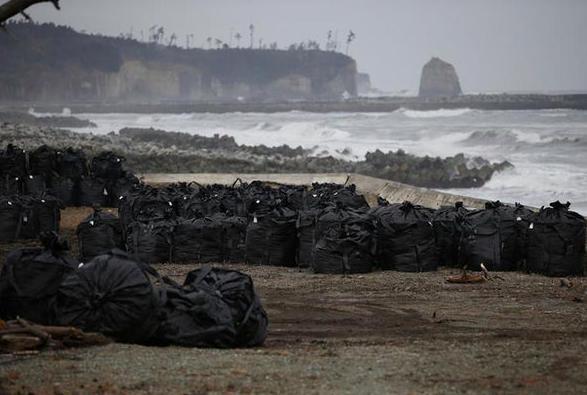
43,108,587,214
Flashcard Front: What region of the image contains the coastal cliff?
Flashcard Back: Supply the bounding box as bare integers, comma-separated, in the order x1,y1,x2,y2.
0,23,357,103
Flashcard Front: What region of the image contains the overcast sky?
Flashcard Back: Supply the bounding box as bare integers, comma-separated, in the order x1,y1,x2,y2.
22,0,587,93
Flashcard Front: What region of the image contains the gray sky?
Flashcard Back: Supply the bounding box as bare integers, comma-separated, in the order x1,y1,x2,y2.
23,0,587,93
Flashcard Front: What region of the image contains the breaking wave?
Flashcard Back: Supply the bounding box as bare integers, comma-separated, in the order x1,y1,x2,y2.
400,108,473,119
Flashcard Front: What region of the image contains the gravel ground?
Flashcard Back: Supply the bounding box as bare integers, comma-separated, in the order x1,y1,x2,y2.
1,208,586,394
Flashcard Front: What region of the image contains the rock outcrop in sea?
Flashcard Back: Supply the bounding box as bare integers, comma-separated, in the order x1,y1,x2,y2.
419,57,463,98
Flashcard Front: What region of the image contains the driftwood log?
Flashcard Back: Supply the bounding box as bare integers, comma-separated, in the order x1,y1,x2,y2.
0,319,111,353
0,0,60,25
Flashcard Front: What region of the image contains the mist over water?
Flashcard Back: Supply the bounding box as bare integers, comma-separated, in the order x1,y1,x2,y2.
47,108,587,214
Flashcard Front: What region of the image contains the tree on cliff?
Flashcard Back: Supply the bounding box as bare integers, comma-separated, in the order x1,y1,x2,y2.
345,30,356,55
0,0,60,27
234,32,242,48
249,24,254,49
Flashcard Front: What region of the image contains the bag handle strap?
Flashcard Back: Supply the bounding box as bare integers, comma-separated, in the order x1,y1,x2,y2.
190,265,213,286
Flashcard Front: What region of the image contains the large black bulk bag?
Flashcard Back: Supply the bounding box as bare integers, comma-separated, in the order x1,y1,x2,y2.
16,196,40,240
246,191,284,218
79,176,109,207
29,145,58,178
23,174,47,196
460,201,533,271
0,175,23,195
526,201,586,277
0,144,27,178
297,209,321,268
33,194,63,234
184,266,268,347
218,215,247,263
178,194,208,219
108,172,140,207
121,187,176,225
375,201,437,272
126,221,173,264
316,204,366,243
219,189,247,217
171,217,224,263
77,208,124,263
305,183,368,210
245,207,297,267
55,148,87,179
153,280,237,348
432,202,469,267
91,151,125,179
0,197,22,242
53,249,161,344
330,185,369,210
49,176,77,207
313,219,374,275
280,185,306,211
0,233,78,324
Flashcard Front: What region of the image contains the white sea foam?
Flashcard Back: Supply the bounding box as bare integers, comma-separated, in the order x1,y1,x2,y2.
400,108,473,119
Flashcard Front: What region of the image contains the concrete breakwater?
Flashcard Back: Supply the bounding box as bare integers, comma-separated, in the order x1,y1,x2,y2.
12,93,587,114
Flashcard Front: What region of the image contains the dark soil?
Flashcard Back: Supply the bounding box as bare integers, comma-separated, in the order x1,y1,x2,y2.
1,208,586,394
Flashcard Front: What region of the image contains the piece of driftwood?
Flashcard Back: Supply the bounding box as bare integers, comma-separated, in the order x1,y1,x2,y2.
0,319,111,354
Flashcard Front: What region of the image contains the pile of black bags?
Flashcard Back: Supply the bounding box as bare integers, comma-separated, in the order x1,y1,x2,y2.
0,194,62,242
0,144,139,207
116,180,586,277
0,237,268,348
119,181,371,269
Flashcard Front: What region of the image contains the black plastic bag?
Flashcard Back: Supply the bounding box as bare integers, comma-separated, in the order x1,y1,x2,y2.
55,148,88,179
171,217,224,263
152,279,237,348
23,174,47,196
126,221,173,264
374,201,438,272
53,249,161,343
0,233,78,324
49,176,77,207
120,185,176,226
29,145,58,178
34,194,63,234
313,216,375,274
0,144,27,178
0,175,23,195
460,201,533,271
220,215,248,263
79,176,109,207
16,196,40,240
0,197,23,242
77,208,124,262
91,151,125,179
245,207,298,267
297,209,320,268
183,266,268,347
108,172,140,207
432,202,469,267
526,201,586,276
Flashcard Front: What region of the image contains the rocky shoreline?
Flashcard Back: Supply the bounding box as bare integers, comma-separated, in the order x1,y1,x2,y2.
0,122,512,189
